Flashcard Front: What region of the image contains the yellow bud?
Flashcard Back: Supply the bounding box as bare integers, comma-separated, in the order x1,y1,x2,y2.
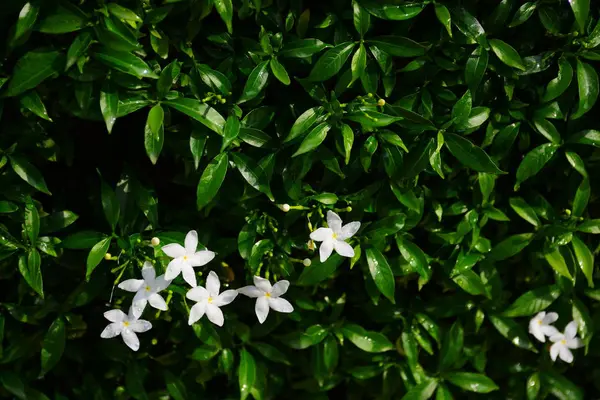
367,93,373,98
377,99,386,106
151,237,160,246
346,206,352,212
281,204,290,212
104,253,112,260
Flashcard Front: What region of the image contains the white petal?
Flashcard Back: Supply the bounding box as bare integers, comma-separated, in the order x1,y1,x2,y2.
338,221,361,240
104,309,127,323
206,303,224,326
255,296,270,324
164,258,184,280
100,323,122,338
326,210,342,233
141,262,156,281
542,312,558,324
319,239,334,262
559,346,574,363
206,271,220,297
253,276,272,292
130,299,147,320
237,285,263,298
528,323,546,343
161,243,186,258
550,343,560,361
334,240,355,258
565,321,578,339
189,250,215,267
130,320,152,333
214,289,237,306
532,311,546,321
268,297,294,313
187,286,209,302
181,264,197,287
133,289,149,304
148,293,168,311
271,281,290,297
118,279,144,292
185,230,199,253
121,329,140,351
310,227,333,242
549,333,565,343
540,325,560,338
567,337,584,349
188,302,206,325
153,275,172,292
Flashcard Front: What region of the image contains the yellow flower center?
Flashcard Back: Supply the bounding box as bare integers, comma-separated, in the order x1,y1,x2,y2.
145,286,151,292
207,297,213,304
332,232,338,240
561,339,567,345
183,255,188,261
265,292,271,298
123,321,130,327
538,320,543,325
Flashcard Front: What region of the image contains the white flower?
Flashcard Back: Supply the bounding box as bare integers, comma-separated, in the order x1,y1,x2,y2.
528,311,559,343
238,276,294,324
186,271,238,327
309,211,360,262
118,261,172,319
100,309,152,351
549,321,584,363
161,230,215,287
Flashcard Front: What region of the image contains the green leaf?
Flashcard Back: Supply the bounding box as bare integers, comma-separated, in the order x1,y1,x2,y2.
452,8,486,45
0,371,26,399
37,3,87,34
365,214,405,237
509,2,537,27
540,371,584,400
4,50,64,97
20,90,51,121
453,270,488,297
19,251,43,297
214,0,233,34
445,372,499,393
308,42,355,82
515,143,560,189
164,98,225,135
401,379,439,400
293,122,331,157
571,235,594,288
353,0,370,37
157,60,181,99
569,0,589,33
542,58,573,103
341,123,354,165
489,39,525,70
509,197,541,228
488,233,534,261
62,231,105,249
532,118,561,144
238,348,256,400
251,342,290,365
284,107,324,143
456,107,490,130
93,47,159,79
351,44,367,84
195,64,232,96
489,315,537,352
231,153,273,201
40,318,66,377
9,155,51,194
100,81,118,134
434,4,452,37
239,127,271,148
222,115,240,151
503,285,561,317
365,247,395,303
444,133,504,174
572,59,599,119
238,61,270,103
107,3,142,22
269,57,290,85
396,237,431,280
164,370,187,400
452,90,472,126
439,321,463,371
0,201,18,213
527,373,541,400
279,39,330,58
360,0,425,21
367,36,427,57
24,200,39,245
86,237,111,280
65,32,92,71
544,247,572,279
39,211,78,234
196,153,228,210
465,46,488,93
342,323,393,352
297,254,344,285
144,104,165,164
12,2,40,46
99,177,119,231
568,129,600,146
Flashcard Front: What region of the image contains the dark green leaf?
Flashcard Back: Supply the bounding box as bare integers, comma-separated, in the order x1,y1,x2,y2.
5,50,64,97
444,133,504,174
515,143,560,189
503,285,561,317
86,237,111,280
571,235,594,288
9,155,51,194
93,47,159,79
238,61,270,103
308,42,355,82
542,58,573,103
342,323,393,352
238,349,256,400
270,57,290,85
164,98,225,135
572,59,599,119
489,315,537,352
40,318,66,377
489,39,525,70
144,104,165,165
367,36,428,57
197,153,228,210
365,247,395,303
279,39,330,58
445,372,499,393
214,0,233,34
37,3,87,34
293,122,331,157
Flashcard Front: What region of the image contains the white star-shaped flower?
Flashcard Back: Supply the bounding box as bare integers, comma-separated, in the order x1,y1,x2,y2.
161,230,215,287
309,211,360,262
528,311,559,343
238,276,294,324
186,271,238,327
117,261,172,319
100,309,152,351
549,321,584,363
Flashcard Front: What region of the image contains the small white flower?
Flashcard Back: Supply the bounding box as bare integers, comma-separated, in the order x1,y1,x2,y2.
238,276,294,324
118,261,172,319
186,271,238,327
309,211,360,262
528,311,559,343
549,321,584,363
161,230,215,287
100,309,152,351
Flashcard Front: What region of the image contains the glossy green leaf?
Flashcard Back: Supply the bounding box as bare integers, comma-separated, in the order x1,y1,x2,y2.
37,3,87,34
9,155,51,194
144,105,164,165
238,61,270,103
195,63,231,95
503,285,561,317
452,90,472,126
365,247,395,303
308,42,355,82
509,197,541,227
19,251,43,297
93,47,158,79
85,237,110,280
445,372,499,393
544,247,572,280
342,323,393,352
40,318,66,377
164,98,225,135
542,58,573,103
214,0,233,34
569,0,590,33
231,153,273,201
197,153,228,210
238,348,256,400
5,50,64,97
221,115,240,151
444,133,504,174
20,90,51,121
488,233,534,261
65,32,92,71
279,39,330,58
270,57,290,85
164,370,187,400
351,44,367,84
489,39,525,70
157,60,181,99
509,3,537,27
396,237,431,280
571,235,594,288
401,379,439,400
100,81,118,134
572,59,599,119
532,118,561,144
352,0,370,37
12,2,40,45
360,0,425,21
465,46,488,92
439,321,463,370
452,8,486,45
435,4,452,37
489,315,537,352
515,143,560,189
368,36,427,57
293,122,331,157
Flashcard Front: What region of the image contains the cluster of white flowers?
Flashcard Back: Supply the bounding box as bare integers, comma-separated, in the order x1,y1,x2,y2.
529,312,584,363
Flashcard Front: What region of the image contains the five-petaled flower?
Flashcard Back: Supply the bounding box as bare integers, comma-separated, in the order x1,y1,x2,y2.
118,261,172,319
238,276,293,324
161,230,215,287
100,309,152,351
528,311,559,343
309,211,360,262
186,271,238,326
549,321,584,363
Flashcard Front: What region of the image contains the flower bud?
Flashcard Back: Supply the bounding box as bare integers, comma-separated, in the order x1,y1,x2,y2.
307,240,315,251
303,258,312,267
104,253,112,260
367,93,373,98
151,237,160,246
377,99,386,106
281,203,290,212
346,206,352,212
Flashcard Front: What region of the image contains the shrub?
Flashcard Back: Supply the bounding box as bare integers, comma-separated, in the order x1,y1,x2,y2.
1,0,599,398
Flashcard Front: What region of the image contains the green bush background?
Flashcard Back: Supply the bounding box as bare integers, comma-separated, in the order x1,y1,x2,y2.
1,0,600,398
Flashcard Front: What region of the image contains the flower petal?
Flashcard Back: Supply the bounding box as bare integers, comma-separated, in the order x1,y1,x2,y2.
189,250,215,267
130,299,147,320
338,221,361,240
206,303,225,327
214,289,237,306
319,239,334,262
133,289,149,304
164,258,184,280
271,280,290,297
188,302,206,325
121,329,140,351
118,279,144,292
310,227,333,242
187,286,210,302
567,337,584,349
142,262,156,281
181,264,197,287
130,320,152,333
334,240,355,258
148,293,168,311
162,243,186,258
104,309,127,323
326,210,342,233
565,320,578,339
237,285,263,298
559,345,573,363
268,297,294,313
542,311,558,325
549,333,565,343
255,296,270,324
185,230,199,253
550,343,560,361
528,323,545,343
100,323,122,338
253,276,272,292
540,325,559,338
206,271,220,297
153,275,172,291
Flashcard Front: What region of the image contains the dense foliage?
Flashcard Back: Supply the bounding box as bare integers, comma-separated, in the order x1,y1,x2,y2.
1,0,600,398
